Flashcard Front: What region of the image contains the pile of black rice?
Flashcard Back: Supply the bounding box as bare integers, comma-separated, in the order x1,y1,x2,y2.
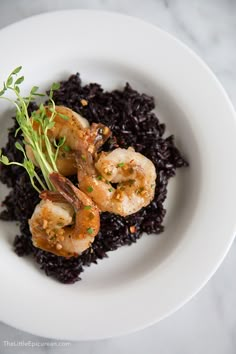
0,74,187,283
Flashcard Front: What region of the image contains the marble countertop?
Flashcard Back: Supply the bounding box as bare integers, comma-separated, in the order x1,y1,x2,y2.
0,0,236,353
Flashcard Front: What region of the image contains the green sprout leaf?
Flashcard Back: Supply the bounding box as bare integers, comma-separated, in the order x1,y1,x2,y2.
39,103,46,114
15,76,24,85
49,82,60,99
15,141,25,154
47,121,55,129
30,86,44,97
30,86,39,95
1,155,9,165
0,88,6,96
11,66,22,75
15,86,20,94
6,76,13,87
23,159,34,176
51,82,60,91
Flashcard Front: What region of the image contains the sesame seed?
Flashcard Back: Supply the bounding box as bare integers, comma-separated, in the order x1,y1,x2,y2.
88,145,94,153
42,219,48,229
116,193,121,200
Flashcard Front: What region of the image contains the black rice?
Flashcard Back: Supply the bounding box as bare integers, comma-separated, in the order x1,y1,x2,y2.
0,74,188,284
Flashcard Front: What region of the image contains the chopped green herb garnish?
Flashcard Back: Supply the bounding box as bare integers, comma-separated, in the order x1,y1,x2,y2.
128,167,134,174
108,188,113,192
96,175,103,180
87,186,93,193
84,205,92,210
87,227,93,234
63,145,71,152
128,179,135,186
81,155,86,161
117,162,125,168
49,236,56,241
136,187,144,194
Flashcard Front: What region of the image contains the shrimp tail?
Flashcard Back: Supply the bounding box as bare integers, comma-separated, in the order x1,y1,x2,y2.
49,172,82,211
40,190,67,203
49,172,97,213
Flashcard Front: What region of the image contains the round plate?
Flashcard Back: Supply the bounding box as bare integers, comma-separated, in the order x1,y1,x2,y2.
0,10,236,341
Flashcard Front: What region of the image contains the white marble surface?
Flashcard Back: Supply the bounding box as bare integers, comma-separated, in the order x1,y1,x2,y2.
0,0,236,353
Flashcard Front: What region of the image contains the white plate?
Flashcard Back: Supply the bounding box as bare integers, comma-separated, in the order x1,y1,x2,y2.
0,10,236,341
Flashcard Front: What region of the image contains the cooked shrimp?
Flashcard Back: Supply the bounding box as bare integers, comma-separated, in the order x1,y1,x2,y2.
29,173,100,258
26,105,89,176
77,147,157,216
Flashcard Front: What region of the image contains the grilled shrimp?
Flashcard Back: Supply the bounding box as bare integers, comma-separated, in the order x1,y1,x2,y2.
29,173,100,258
77,147,157,216
26,105,89,176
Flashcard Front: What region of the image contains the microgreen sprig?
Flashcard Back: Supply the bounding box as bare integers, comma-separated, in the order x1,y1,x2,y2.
0,66,66,192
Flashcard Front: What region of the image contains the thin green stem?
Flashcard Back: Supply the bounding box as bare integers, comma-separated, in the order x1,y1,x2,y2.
1,161,41,193
28,177,41,193
44,136,58,171
34,170,47,190
0,96,21,113
54,145,60,162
